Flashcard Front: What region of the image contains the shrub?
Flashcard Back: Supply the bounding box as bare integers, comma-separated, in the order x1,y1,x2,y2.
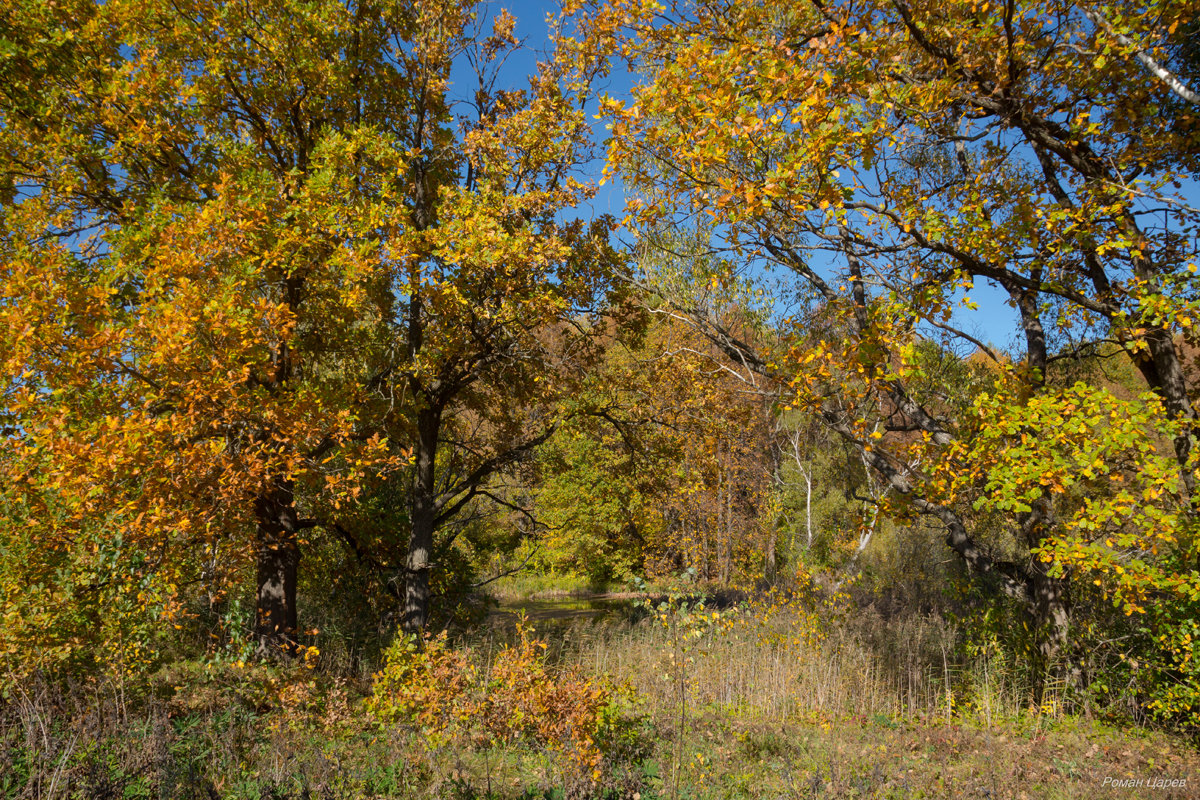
366,621,644,782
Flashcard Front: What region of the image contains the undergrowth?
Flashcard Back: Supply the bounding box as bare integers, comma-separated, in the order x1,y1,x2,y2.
3,590,1197,799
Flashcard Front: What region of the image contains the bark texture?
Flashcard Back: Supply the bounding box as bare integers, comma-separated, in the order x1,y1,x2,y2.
254,482,301,658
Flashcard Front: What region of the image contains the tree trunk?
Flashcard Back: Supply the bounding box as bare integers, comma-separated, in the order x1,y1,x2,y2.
1135,327,1197,502
765,524,777,584
717,443,733,584
803,468,812,551
403,405,441,635
254,481,301,658
1031,568,1072,702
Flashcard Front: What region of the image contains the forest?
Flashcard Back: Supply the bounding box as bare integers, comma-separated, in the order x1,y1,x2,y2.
1,0,1199,797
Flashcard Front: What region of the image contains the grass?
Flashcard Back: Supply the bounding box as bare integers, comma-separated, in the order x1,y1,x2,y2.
633,711,1198,799
3,591,1197,799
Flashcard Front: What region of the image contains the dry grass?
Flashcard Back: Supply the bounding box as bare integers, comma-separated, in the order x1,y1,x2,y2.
545,598,998,724
4,596,1197,799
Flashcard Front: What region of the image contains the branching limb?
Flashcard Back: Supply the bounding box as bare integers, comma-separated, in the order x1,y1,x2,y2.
1080,7,1200,107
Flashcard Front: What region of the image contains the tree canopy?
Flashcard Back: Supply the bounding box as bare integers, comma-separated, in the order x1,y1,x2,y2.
2,0,1200,733
573,0,1200,720
0,0,620,658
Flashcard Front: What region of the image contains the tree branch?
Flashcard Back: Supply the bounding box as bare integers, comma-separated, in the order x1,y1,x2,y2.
1080,7,1200,107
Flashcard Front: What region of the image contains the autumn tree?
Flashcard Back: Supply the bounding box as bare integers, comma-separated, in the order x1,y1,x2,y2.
633,250,780,585
379,9,622,635
576,0,1200,717
0,0,619,663
523,230,786,588
533,309,780,586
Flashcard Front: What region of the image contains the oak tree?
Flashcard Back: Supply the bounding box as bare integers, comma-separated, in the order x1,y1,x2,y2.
577,0,1200,713
0,0,618,661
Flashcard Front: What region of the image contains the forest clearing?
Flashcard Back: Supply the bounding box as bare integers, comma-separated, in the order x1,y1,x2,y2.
2,0,1199,797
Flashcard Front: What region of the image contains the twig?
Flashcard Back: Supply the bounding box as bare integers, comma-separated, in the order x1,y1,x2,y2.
470,543,542,589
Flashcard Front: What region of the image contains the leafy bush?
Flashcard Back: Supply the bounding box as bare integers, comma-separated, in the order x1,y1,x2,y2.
366,622,645,782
